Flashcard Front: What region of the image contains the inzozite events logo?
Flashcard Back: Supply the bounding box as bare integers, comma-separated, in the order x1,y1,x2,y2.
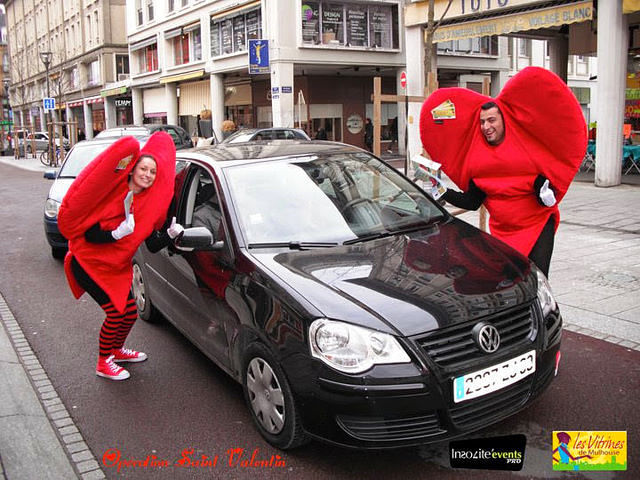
449,434,526,471
552,431,627,471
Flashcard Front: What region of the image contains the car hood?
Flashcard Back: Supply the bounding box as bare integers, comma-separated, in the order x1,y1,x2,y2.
47,177,75,203
250,218,537,337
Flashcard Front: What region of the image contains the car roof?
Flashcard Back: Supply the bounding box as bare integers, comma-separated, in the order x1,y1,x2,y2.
182,140,362,166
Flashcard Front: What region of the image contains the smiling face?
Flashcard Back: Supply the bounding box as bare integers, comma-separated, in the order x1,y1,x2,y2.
479,106,505,146
129,156,157,193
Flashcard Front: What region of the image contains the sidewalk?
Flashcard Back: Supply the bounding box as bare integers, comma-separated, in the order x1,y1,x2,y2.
0,154,638,480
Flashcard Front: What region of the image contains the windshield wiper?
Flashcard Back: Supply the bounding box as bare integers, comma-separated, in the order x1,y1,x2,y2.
343,217,445,245
248,241,339,250
343,231,395,245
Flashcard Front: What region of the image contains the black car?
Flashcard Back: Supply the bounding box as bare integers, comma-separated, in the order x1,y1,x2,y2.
132,141,562,450
96,124,193,149
222,127,310,143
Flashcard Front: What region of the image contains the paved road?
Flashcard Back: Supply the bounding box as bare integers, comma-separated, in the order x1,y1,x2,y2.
0,163,637,479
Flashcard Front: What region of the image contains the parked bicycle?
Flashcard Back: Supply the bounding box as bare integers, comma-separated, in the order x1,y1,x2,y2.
39,144,63,167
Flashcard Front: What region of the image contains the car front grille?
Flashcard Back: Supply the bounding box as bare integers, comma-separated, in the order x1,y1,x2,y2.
337,413,444,442
449,378,532,429
415,302,535,370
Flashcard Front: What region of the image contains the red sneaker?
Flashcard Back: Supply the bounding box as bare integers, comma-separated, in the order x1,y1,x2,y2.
112,348,148,363
96,355,130,380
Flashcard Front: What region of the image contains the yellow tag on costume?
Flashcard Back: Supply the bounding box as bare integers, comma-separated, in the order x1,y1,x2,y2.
115,154,134,171
431,100,456,120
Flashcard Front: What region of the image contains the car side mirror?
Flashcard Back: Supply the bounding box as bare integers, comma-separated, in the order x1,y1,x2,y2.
43,170,57,180
175,226,224,251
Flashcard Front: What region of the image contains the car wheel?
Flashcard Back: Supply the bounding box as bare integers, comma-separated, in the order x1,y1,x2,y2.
132,261,161,323
51,247,67,260
242,343,309,450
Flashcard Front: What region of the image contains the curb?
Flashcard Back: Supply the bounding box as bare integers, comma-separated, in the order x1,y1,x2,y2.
0,292,105,480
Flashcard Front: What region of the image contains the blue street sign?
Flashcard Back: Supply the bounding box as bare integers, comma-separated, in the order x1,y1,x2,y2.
248,39,269,75
43,97,56,111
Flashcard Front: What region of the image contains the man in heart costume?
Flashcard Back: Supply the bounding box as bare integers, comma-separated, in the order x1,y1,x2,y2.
419,67,587,277
58,132,183,380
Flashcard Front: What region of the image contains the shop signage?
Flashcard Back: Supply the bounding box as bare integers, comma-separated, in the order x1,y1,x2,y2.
249,39,269,74
282,86,292,94
115,97,132,108
346,114,364,134
626,89,640,100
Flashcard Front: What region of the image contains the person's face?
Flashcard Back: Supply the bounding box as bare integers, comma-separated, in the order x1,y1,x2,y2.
130,156,157,193
480,107,505,146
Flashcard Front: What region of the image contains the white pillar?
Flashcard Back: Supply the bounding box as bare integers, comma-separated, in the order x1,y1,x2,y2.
104,97,117,128
165,83,178,125
396,68,406,156
270,62,294,127
65,105,73,140
490,70,509,98
405,25,425,160
210,73,225,141
83,102,94,139
39,107,46,132
132,87,143,125
595,2,627,187
548,35,569,83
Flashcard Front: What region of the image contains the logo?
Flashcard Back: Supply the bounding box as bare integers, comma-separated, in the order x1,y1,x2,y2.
450,434,526,471
115,154,134,171
431,99,456,120
552,431,627,471
472,322,500,353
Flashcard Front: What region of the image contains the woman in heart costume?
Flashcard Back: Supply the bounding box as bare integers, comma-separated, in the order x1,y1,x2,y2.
419,67,587,276
58,132,183,380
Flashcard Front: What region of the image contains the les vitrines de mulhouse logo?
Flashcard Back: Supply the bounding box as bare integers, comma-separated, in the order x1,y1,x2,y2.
449,434,526,471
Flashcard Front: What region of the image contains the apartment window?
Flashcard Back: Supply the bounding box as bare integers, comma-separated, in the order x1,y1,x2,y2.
147,0,154,22
136,0,143,26
69,67,78,89
87,15,92,43
87,60,100,85
94,12,100,42
171,26,201,65
168,0,175,12
518,38,530,57
116,55,130,77
137,43,158,73
181,0,188,7
437,36,498,56
301,1,399,49
210,8,261,57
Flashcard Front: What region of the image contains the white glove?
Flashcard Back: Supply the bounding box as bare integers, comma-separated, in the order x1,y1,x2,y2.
539,179,557,207
167,216,184,239
112,215,135,240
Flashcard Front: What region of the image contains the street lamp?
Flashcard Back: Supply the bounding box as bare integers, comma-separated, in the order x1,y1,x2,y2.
39,51,53,157
2,78,12,155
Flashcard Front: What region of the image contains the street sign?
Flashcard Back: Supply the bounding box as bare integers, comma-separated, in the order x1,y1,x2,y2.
248,39,269,75
43,97,56,111
400,71,407,89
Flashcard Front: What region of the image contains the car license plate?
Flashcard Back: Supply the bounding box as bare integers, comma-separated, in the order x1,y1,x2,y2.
453,350,536,403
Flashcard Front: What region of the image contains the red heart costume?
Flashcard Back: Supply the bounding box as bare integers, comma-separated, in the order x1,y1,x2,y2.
58,132,176,313
419,67,587,256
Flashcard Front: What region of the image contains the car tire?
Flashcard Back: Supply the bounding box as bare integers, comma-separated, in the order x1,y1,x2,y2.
132,261,161,323
51,247,67,260
242,343,309,450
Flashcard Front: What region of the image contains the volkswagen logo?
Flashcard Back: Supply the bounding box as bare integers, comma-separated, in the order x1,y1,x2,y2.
472,322,500,353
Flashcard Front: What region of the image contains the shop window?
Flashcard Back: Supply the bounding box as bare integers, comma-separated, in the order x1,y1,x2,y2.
210,8,262,57
301,1,399,49
437,36,498,56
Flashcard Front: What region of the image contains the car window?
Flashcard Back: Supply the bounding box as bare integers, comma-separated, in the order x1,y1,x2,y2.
164,127,181,146
181,167,223,240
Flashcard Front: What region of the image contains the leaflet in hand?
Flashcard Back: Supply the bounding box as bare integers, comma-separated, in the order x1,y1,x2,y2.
124,190,134,220
411,154,447,200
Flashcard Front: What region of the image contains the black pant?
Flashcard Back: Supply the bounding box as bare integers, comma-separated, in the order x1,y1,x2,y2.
528,216,555,277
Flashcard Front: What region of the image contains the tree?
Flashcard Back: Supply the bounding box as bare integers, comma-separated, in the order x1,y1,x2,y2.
424,0,454,93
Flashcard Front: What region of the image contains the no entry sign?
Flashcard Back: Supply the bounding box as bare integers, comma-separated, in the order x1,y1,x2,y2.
400,71,407,89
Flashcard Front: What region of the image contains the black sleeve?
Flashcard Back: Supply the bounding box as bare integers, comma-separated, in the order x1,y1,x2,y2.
84,223,117,244
145,229,172,253
533,174,555,206
442,179,486,211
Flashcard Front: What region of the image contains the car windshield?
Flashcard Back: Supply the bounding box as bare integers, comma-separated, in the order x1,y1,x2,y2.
57,138,146,178
97,128,148,138
224,153,445,246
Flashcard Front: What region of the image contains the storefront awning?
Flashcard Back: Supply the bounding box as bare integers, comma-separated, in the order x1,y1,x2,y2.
430,1,593,43
86,97,104,104
101,86,128,98
211,0,260,20
159,69,205,84
68,100,84,107
623,0,640,14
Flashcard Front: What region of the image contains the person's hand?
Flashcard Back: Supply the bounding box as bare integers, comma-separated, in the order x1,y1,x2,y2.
534,175,556,207
112,215,135,240
167,217,184,240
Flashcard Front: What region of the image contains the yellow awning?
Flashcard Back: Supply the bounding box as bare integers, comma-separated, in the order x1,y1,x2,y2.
430,1,593,43
623,0,640,14
159,69,205,84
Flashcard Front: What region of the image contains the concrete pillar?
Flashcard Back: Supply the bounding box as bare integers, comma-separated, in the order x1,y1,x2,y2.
132,87,143,125
270,62,294,127
548,35,569,83
165,83,178,125
65,105,73,141
83,102,94,139
405,25,425,161
104,97,117,128
396,68,406,156
595,1,627,187
39,107,46,132
490,70,509,98
210,73,225,141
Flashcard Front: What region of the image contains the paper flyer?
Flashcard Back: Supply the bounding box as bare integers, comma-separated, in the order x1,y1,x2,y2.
411,154,447,200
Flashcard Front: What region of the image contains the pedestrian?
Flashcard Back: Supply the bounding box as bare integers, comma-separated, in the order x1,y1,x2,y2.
57,132,184,380
364,118,373,152
420,67,587,277
315,126,327,140
387,116,398,153
221,119,237,140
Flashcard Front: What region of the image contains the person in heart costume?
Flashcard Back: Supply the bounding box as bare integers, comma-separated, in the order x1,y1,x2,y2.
58,132,184,380
419,67,587,277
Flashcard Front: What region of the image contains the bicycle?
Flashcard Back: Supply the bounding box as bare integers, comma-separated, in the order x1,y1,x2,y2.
39,144,63,167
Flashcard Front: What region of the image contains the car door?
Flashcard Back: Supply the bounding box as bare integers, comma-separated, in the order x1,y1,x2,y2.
160,163,239,366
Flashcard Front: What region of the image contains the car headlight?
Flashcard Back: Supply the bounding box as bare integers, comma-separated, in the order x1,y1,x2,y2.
309,318,411,374
536,267,557,317
44,198,60,219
